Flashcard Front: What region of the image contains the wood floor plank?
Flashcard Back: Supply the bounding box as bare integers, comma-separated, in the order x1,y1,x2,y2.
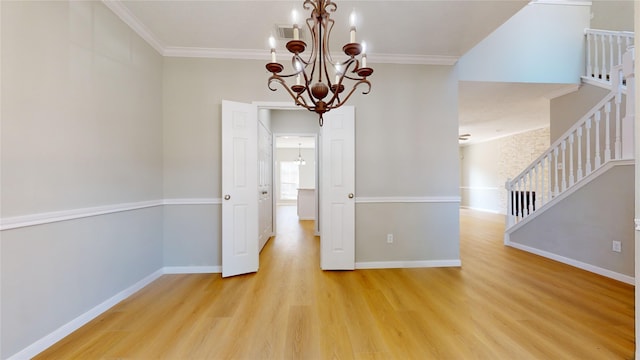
34,206,635,359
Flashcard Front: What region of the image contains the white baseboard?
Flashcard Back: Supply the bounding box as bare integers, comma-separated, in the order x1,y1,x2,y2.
506,240,635,285
163,266,221,274
7,269,164,360
355,259,461,269
460,206,505,215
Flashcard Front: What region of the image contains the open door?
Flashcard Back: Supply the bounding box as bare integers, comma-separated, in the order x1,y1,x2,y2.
320,106,355,270
221,100,259,277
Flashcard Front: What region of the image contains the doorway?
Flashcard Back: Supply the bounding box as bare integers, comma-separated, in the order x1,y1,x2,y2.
273,135,318,238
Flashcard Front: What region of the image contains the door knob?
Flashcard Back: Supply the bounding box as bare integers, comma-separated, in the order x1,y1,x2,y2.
224,195,231,200
348,193,354,199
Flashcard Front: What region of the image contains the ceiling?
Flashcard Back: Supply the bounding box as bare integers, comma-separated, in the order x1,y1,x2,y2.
109,0,572,145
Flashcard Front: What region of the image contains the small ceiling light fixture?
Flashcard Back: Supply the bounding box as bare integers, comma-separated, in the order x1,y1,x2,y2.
294,143,306,165
266,0,373,126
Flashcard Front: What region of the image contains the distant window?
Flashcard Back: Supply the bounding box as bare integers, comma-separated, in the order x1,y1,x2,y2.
280,161,299,200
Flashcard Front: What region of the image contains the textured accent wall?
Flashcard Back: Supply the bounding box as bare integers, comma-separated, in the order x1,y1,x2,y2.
498,127,551,212
461,127,550,213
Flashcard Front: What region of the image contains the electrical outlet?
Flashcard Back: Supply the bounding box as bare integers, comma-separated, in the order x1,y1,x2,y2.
387,234,394,244
612,240,622,253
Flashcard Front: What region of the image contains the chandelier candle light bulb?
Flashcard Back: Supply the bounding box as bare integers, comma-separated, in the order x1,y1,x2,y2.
349,10,356,43
362,41,367,68
292,9,300,40
269,36,276,63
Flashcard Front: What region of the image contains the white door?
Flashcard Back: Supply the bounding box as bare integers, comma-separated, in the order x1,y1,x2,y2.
221,100,259,277
320,106,355,270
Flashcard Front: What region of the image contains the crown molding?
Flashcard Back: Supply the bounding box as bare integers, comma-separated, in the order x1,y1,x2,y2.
101,0,165,54
164,47,459,65
102,1,459,66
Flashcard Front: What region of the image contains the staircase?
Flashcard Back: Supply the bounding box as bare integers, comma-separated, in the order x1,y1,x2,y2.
504,29,635,282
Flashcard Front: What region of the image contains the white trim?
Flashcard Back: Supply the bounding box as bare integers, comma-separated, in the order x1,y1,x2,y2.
355,196,460,204
163,198,221,205
0,199,223,231
163,266,221,274
543,84,580,99
355,260,461,269
635,219,640,231
7,269,164,360
460,206,505,215
505,240,634,285
459,186,500,191
0,200,163,231
506,160,634,233
101,0,164,54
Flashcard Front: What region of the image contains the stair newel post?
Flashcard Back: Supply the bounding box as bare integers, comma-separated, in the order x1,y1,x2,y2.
586,117,592,175
561,140,567,192
569,133,575,186
594,110,602,168
553,147,560,196
622,46,635,159
506,179,514,228
577,127,583,181
605,101,612,161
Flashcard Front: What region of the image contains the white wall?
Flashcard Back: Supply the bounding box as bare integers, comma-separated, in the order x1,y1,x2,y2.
1,1,164,358
458,2,590,84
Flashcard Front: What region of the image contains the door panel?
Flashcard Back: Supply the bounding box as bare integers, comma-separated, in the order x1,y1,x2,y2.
320,106,355,270
222,100,259,277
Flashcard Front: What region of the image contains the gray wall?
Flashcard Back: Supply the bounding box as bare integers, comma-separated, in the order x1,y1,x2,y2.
162,58,461,266
509,164,635,277
1,1,164,357
590,1,634,31
550,84,610,143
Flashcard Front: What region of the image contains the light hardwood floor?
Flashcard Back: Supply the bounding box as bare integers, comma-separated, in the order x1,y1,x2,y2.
36,207,634,359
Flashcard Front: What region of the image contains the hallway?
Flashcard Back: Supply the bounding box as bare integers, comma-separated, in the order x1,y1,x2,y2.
36,208,634,359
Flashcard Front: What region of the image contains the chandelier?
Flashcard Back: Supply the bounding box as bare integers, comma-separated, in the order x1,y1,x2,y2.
294,143,306,165
266,0,373,126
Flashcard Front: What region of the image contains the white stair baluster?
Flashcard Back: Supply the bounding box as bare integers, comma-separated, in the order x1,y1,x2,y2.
539,160,545,207
577,127,583,181
561,140,567,192
617,35,623,75
594,110,602,168
601,34,607,80
586,32,592,78
585,117,592,175
553,147,560,196
534,163,539,212
594,34,600,79
568,134,575,186
547,154,553,200
604,101,612,161
608,34,614,82
527,171,532,217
